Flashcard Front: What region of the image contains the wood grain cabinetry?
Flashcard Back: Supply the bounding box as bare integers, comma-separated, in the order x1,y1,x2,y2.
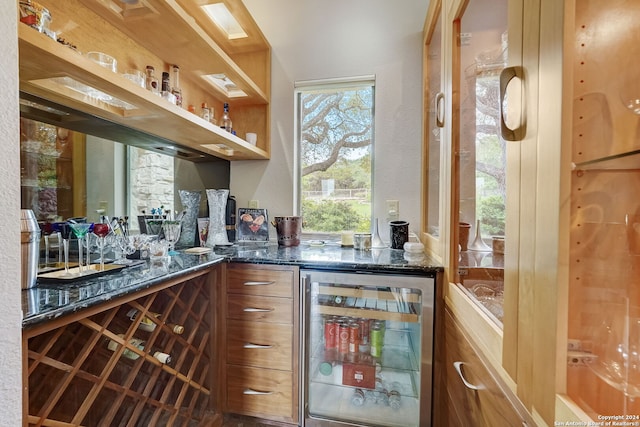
19,0,270,161
222,263,299,424
438,308,533,426
22,268,221,427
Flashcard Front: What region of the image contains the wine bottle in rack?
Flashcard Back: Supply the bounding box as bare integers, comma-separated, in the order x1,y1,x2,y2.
107,334,172,364
126,309,185,334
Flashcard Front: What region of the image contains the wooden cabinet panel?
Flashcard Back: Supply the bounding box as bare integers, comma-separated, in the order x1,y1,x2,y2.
222,263,299,424
227,294,293,324
226,321,293,371
227,266,294,298
443,309,532,427
226,365,293,419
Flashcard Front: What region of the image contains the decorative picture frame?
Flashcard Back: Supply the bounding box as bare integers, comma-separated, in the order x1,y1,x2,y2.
237,208,269,242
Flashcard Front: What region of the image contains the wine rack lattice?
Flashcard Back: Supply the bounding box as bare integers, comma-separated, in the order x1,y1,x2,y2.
26,272,215,427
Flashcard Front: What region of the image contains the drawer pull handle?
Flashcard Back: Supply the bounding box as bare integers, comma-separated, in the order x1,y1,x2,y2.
244,343,273,349
243,388,274,395
243,307,274,313
244,281,275,286
453,361,484,390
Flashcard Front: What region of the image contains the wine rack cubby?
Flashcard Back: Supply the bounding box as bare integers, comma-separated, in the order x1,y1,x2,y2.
24,270,218,427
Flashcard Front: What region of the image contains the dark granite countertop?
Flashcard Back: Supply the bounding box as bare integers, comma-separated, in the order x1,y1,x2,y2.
22,242,442,329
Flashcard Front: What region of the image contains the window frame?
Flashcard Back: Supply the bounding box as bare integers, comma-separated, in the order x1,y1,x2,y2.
293,75,376,239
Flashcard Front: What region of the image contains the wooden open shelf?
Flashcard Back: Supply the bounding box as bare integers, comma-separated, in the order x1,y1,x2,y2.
18,0,271,162
24,272,217,426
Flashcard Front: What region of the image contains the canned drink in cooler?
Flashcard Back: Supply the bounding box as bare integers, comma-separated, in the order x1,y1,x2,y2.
359,318,370,344
338,322,350,354
348,322,360,353
324,317,337,349
370,323,383,358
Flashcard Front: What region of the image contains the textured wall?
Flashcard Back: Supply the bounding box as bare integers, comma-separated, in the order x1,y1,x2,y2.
0,0,25,423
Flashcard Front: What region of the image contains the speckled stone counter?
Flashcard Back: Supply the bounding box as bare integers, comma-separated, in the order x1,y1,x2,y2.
22,242,442,329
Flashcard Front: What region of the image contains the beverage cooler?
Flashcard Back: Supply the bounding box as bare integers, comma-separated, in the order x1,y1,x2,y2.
301,270,435,427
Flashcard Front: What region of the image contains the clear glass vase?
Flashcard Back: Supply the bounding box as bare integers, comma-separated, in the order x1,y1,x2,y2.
205,189,231,247
177,190,201,248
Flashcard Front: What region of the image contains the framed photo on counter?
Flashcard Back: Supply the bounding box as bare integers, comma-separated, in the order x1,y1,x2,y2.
237,208,269,242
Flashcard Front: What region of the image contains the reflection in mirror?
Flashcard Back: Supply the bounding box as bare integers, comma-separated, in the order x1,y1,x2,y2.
20,118,230,231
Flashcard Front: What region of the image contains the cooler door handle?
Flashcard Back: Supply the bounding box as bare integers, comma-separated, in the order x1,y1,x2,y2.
453,361,484,390
243,307,274,312
243,388,274,395
243,281,276,286
244,343,273,349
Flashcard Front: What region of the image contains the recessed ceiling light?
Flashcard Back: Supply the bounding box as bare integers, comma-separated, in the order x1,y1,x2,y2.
202,73,247,98
202,3,248,40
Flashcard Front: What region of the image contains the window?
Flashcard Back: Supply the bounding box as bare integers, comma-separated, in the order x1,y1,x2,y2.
295,77,375,237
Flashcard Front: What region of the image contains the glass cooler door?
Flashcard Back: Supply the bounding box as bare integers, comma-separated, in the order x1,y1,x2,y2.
301,270,433,427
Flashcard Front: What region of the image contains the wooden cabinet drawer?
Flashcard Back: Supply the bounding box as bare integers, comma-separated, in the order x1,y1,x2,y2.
227,265,294,298
227,321,293,370
227,294,293,324
444,309,531,426
226,365,293,420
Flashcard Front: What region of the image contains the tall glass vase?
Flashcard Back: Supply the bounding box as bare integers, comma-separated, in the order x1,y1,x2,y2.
177,190,201,248
205,189,230,247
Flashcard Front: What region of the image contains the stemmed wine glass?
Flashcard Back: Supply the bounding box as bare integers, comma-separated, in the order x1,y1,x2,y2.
55,222,72,276
113,234,135,264
162,220,182,255
92,223,110,271
39,222,54,267
69,222,92,274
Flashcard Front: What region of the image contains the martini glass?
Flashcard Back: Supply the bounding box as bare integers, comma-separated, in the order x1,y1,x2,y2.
70,223,92,274
93,223,110,271
54,222,72,276
162,220,182,255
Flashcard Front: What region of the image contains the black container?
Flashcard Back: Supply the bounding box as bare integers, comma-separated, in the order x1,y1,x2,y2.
226,195,236,242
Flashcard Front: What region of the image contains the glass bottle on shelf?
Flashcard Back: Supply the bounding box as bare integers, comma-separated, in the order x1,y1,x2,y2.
145,65,159,96
107,334,172,364
171,65,183,107
161,72,176,105
221,102,232,133
200,102,211,122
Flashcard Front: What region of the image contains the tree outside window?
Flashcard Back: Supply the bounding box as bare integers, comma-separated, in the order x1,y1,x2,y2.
296,80,374,235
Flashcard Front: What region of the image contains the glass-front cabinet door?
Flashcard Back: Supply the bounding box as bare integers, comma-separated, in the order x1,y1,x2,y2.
451,0,510,327
444,0,540,416
422,0,444,260
562,0,640,418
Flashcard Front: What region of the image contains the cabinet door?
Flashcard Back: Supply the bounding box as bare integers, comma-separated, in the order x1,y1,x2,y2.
444,309,533,426
561,0,640,419
422,0,445,260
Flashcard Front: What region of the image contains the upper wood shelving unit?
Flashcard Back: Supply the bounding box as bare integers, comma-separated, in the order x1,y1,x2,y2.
18,0,271,161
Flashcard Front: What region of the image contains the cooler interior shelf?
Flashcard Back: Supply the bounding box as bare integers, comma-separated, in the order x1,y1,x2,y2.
315,286,421,323
25,273,215,426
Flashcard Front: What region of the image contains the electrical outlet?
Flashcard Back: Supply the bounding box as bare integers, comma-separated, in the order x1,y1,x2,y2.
386,200,399,221
248,200,259,209
98,201,108,214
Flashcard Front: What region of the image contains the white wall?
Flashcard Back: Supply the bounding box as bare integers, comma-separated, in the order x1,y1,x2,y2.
0,0,25,422
234,0,429,241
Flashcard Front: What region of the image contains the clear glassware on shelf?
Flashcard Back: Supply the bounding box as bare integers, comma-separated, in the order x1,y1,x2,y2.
586,299,640,400
69,222,92,274
55,222,72,276
92,223,110,271
162,220,182,255
113,234,136,264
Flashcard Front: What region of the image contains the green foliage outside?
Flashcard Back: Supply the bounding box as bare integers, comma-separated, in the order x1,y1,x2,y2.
478,195,505,236
302,199,370,233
